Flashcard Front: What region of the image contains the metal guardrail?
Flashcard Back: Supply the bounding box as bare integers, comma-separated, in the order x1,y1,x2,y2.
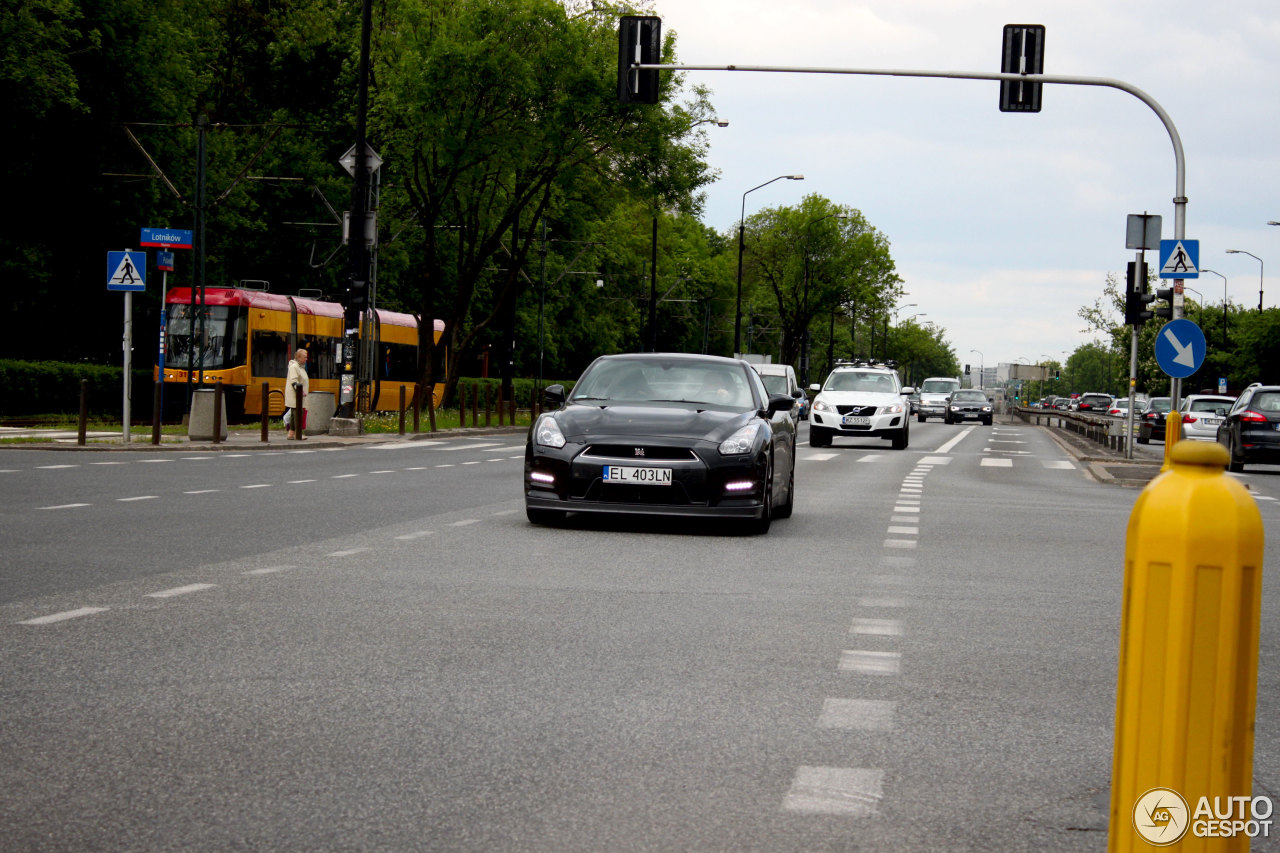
1013,405,1132,453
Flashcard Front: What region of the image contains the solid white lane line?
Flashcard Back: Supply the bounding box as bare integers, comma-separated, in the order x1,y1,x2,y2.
19,607,108,625
38,503,91,510
783,766,884,816
935,428,974,454
146,583,216,599
818,698,896,731
839,650,900,675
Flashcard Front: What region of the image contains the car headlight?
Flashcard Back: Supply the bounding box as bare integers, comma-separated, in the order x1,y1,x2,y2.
885,403,904,414
982,406,992,412
534,416,566,448
812,398,835,414
719,422,762,455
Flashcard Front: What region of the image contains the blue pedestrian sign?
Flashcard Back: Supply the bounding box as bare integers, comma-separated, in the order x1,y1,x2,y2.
1154,318,1206,379
1158,239,1199,279
106,250,146,291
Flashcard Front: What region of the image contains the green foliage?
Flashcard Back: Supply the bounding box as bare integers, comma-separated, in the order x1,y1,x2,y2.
0,360,153,416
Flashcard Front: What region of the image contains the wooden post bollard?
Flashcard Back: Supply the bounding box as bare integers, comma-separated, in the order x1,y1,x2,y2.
260,381,270,442
77,379,88,446
459,384,467,428
212,379,223,445
399,385,406,435
427,384,437,432
413,385,421,434
152,381,162,445
496,384,504,426
484,383,492,427
471,382,479,426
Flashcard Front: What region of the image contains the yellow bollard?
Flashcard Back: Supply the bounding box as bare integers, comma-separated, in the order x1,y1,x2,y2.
1109,441,1265,852
1161,409,1183,471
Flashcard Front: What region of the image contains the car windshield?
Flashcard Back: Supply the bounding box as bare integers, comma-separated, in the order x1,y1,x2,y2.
952,391,987,402
571,358,755,409
921,380,958,393
1253,392,1280,412
1148,398,1171,413
1187,399,1231,412
758,374,790,396
825,372,897,393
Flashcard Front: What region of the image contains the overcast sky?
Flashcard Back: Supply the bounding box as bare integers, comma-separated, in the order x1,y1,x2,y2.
648,0,1279,371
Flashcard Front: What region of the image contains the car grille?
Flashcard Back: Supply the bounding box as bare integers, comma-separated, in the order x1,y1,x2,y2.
836,404,878,416
581,445,699,461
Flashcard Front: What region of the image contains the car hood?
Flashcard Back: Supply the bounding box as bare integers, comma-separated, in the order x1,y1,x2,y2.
550,402,754,443
816,391,905,406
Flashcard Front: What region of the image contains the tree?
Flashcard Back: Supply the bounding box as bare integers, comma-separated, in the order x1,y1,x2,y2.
371,0,715,401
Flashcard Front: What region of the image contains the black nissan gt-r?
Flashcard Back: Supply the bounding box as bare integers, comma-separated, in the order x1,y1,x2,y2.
524,353,798,534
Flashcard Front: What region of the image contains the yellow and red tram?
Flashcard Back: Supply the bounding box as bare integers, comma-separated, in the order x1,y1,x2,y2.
157,286,445,420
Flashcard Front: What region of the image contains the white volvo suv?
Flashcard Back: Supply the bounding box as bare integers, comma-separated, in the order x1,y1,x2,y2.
807,363,913,449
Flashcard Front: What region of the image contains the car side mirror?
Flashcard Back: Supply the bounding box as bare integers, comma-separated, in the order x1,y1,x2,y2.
901,386,915,395
765,393,795,416
791,388,803,399
543,384,566,409
809,383,821,393
1215,407,1227,417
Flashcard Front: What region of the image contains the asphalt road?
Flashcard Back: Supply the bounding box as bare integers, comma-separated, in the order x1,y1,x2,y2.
2,420,1279,851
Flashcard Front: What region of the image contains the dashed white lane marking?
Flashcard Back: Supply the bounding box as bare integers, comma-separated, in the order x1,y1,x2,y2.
36,464,79,470
327,548,368,557
240,484,271,489
890,515,918,524
243,566,293,575
403,467,428,471
441,442,502,452
369,470,395,474
224,454,251,458
891,506,920,513
883,539,917,549
139,459,172,463
1043,460,1076,469
462,460,484,466
895,498,920,504
484,445,526,452
492,509,518,516
19,607,108,625
287,479,316,484
395,531,434,540
839,650,900,675
436,464,455,468
859,596,908,608
89,461,128,465
818,698,896,731
118,495,159,502
332,473,358,479
184,489,219,494
449,519,481,527
887,526,918,535
38,503,91,510
805,453,839,461
850,618,903,636
783,766,884,816
1256,495,1277,502
980,458,1013,467
146,583,216,599
181,457,215,461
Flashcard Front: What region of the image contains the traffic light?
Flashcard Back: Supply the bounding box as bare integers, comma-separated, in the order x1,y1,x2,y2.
618,16,661,104
347,279,368,314
1124,261,1154,326
964,364,971,375
1152,286,1174,321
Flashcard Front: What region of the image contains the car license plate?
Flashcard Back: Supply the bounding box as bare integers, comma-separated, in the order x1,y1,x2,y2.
842,415,871,426
603,465,672,485
1201,418,1221,426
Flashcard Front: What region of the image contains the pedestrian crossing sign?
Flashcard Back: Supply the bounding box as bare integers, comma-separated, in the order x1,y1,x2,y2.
106,250,146,291
1158,239,1199,279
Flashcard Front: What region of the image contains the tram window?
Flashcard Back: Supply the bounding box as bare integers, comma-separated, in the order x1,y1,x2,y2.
382,341,417,381
251,331,290,378
297,336,337,380
167,305,235,370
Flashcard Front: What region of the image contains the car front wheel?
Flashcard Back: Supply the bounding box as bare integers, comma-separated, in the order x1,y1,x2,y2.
891,425,909,450
809,426,832,447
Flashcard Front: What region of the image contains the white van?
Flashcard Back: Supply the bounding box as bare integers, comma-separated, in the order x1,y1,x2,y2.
917,376,961,422
752,363,805,420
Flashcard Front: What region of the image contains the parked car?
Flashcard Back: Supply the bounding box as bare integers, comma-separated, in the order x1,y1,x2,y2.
1107,399,1131,418
1217,384,1280,471
1075,393,1114,414
944,389,994,425
1178,394,1236,442
1136,397,1173,444
752,362,805,422
524,353,797,534
808,362,913,449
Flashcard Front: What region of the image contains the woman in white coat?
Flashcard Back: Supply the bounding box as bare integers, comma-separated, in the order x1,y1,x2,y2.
285,348,309,439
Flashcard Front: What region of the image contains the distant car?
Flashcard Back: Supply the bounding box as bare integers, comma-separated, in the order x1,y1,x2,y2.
907,389,921,415
1053,398,1072,411
524,353,797,533
1107,400,1131,418
944,389,994,425
808,362,912,449
752,362,805,422
1217,384,1280,472
1075,393,1114,414
1136,397,1173,444
1178,394,1236,442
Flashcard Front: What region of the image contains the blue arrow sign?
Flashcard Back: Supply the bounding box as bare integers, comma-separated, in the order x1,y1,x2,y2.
106,250,146,291
1154,318,1206,379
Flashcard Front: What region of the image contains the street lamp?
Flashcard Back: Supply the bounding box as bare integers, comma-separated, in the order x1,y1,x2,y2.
970,349,983,390
1225,249,1264,312
736,174,804,355
1200,268,1228,349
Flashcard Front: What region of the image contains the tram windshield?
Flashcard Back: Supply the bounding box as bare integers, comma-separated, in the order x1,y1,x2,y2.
166,305,246,372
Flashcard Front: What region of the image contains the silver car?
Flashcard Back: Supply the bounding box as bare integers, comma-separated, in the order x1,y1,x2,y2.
1178,394,1236,442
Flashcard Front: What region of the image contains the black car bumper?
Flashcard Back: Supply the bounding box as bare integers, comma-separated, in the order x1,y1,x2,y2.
1238,428,1280,463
